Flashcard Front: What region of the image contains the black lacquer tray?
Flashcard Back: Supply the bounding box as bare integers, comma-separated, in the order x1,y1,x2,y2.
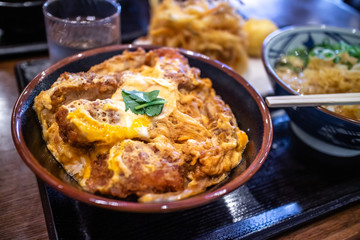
15,59,360,240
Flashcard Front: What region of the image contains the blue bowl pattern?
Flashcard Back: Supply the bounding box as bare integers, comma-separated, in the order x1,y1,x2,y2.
262,25,360,155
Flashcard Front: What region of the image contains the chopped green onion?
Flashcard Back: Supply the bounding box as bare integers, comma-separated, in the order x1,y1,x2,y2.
333,56,341,64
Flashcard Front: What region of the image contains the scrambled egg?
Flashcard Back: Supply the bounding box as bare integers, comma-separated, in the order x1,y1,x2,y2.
33,48,248,202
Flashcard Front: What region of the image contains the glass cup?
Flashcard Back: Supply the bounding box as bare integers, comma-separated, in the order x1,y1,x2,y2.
43,0,121,63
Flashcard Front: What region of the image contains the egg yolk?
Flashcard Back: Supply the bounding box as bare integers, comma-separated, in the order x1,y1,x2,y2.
67,108,151,145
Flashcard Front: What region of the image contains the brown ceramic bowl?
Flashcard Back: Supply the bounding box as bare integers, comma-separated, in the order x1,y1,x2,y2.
12,45,273,213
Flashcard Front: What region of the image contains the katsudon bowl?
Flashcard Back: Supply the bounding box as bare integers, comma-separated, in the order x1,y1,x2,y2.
12,45,272,212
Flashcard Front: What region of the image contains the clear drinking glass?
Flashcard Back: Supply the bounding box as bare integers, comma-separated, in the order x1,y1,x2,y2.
43,0,121,63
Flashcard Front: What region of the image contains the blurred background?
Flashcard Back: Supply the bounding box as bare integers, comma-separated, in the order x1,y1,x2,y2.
0,0,359,58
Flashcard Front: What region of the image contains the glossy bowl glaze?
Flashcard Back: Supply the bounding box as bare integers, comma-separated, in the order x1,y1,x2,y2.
262,25,360,157
12,45,272,212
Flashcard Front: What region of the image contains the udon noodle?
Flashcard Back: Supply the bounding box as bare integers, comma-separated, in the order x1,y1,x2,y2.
275,41,360,120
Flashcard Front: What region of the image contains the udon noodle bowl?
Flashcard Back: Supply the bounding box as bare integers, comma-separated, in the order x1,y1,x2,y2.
275,41,360,120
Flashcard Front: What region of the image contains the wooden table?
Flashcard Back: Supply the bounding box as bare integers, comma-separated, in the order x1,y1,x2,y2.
1,52,360,239
0,55,48,240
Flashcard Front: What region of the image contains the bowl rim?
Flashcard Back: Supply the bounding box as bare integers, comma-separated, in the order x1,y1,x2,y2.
262,24,360,126
12,44,273,213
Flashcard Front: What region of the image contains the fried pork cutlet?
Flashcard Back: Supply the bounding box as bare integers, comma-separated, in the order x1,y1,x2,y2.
33,47,248,202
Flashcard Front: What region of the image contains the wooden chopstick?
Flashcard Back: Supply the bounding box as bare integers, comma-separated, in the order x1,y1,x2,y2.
265,93,360,108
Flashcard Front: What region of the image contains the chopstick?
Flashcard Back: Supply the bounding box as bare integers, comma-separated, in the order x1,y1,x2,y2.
265,93,360,108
